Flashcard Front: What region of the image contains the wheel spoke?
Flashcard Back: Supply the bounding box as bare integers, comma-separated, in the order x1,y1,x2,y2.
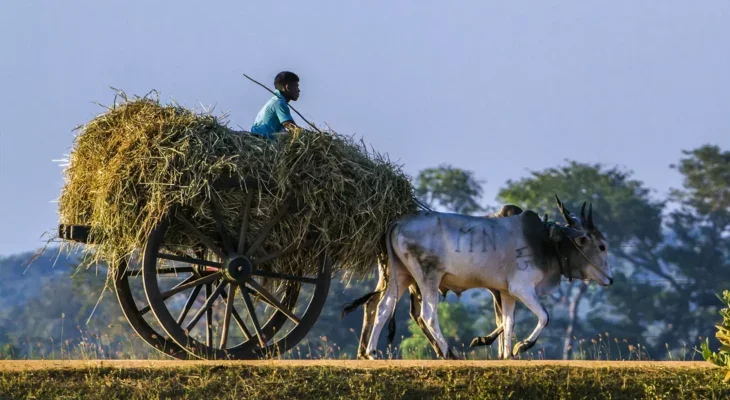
231,308,252,340
252,270,318,285
157,253,221,268
184,281,227,334
220,283,237,349
237,190,254,254
210,193,234,255
245,201,290,257
205,283,214,348
177,214,226,260
247,279,301,325
176,284,202,325
252,239,315,267
241,286,267,348
155,267,195,276
247,286,279,310
220,288,252,340
140,274,197,315
160,272,221,300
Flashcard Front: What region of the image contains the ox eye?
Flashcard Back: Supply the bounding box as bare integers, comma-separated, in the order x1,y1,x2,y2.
599,245,606,252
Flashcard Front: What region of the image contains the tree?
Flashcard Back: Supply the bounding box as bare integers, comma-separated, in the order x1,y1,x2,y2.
415,164,485,214
497,161,666,359
669,145,730,214
651,145,730,357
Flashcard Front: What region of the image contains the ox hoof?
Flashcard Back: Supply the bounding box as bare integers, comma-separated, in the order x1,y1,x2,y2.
444,348,460,360
470,335,498,348
357,350,378,360
512,340,536,356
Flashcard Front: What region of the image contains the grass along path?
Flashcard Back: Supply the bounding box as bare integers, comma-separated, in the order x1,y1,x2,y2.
0,360,726,399
0,359,718,371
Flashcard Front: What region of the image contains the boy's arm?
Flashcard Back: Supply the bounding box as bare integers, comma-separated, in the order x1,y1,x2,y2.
274,101,300,131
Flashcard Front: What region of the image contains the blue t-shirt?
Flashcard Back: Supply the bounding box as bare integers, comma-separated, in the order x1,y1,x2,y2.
250,90,294,139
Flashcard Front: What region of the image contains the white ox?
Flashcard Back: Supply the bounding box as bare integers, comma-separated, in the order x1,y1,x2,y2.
343,196,613,360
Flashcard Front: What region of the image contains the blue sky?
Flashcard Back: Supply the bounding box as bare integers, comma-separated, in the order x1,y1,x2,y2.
1,1,729,255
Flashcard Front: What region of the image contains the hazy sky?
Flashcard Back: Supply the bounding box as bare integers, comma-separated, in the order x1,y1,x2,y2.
1,1,729,255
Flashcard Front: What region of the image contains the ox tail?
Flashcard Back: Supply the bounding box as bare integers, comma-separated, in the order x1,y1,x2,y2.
383,221,401,347
340,221,398,321
340,290,379,320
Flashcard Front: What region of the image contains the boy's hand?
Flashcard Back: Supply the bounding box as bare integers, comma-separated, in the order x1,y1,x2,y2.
283,122,303,143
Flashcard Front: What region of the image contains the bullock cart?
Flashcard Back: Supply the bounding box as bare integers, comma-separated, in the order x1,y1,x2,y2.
54,93,416,360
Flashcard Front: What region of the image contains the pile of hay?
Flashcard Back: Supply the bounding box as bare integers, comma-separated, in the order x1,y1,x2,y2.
57,91,417,279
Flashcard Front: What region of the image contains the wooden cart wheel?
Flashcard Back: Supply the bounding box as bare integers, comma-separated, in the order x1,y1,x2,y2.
142,177,332,360
113,258,190,359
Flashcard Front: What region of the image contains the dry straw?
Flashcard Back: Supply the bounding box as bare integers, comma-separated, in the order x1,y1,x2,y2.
57,90,417,281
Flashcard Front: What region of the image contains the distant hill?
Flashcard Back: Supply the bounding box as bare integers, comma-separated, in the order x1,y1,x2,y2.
0,248,149,359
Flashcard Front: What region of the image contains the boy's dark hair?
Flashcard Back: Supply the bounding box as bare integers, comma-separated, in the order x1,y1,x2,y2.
274,71,299,91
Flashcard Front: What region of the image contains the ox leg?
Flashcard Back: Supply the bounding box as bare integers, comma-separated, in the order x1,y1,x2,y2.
468,289,504,358
364,267,411,359
357,266,388,359
499,293,517,360
418,279,454,359
510,288,549,357
409,285,441,353
493,289,505,360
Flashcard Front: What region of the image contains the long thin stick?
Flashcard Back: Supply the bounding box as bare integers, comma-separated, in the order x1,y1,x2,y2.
244,73,425,213
243,73,322,133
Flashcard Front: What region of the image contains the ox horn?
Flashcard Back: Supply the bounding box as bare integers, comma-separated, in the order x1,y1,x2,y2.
587,202,595,230
580,201,587,226
554,194,576,226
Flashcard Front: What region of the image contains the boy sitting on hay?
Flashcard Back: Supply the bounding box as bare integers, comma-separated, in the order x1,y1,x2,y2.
250,71,302,140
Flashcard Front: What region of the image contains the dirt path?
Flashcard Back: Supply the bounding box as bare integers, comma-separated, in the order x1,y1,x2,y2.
0,359,716,372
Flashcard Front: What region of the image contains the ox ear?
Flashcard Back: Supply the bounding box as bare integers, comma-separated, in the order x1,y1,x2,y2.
566,228,590,246
553,226,591,246
574,235,590,247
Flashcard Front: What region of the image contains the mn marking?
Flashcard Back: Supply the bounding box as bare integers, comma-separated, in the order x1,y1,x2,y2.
482,226,497,252
456,225,499,253
456,227,475,252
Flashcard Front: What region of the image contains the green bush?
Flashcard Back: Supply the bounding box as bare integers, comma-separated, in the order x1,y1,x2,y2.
702,290,730,382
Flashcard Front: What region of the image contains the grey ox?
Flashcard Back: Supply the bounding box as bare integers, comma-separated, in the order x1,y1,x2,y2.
342,196,613,360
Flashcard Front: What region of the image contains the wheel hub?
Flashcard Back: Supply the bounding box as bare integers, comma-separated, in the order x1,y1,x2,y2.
223,255,253,283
